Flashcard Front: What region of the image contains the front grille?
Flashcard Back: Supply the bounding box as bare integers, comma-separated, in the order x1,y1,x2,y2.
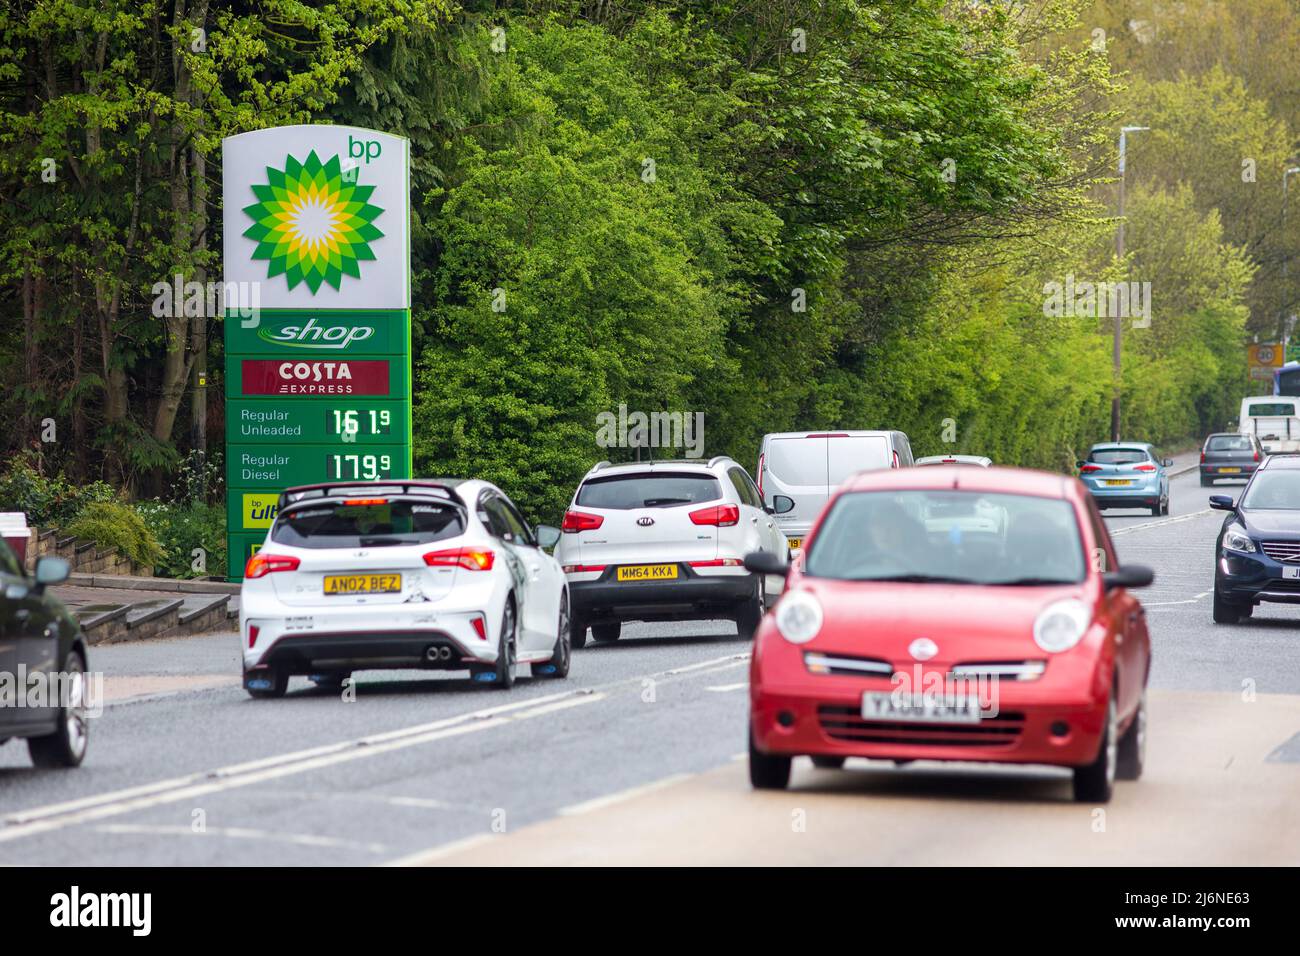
817,705,1025,748
1261,541,1300,563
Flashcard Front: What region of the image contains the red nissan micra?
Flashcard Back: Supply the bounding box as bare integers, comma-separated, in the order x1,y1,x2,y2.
743,465,1154,802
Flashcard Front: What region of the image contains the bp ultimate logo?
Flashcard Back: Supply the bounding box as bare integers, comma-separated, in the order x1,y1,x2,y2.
242,150,385,294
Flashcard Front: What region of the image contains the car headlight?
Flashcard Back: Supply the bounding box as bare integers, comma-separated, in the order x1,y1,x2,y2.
775,591,823,644
1222,524,1256,554
1032,598,1090,654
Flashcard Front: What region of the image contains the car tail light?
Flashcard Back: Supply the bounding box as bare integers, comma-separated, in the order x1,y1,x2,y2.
1254,449,1260,462
1200,450,1206,463
562,564,607,573
1079,464,1102,473
892,450,900,469
244,553,300,578
561,510,604,533
424,547,495,571
688,558,742,567
689,504,740,527
1132,463,1156,472
247,624,259,649
471,614,487,641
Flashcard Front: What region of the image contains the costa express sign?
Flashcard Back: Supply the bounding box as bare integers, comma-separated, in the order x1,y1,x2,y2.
222,125,412,579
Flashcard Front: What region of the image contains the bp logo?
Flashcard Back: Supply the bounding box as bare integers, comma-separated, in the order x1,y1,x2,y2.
241,151,385,294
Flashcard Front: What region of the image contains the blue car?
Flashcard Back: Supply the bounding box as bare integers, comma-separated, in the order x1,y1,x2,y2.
1077,442,1172,516
1211,453,1300,623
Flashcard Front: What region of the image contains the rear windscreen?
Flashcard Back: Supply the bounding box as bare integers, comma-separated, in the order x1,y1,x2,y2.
271,500,465,549
576,473,721,509
1246,402,1299,417
1089,448,1150,465
1207,436,1252,452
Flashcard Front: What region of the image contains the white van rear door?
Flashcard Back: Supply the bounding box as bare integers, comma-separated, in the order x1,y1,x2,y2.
827,434,891,484
766,436,829,538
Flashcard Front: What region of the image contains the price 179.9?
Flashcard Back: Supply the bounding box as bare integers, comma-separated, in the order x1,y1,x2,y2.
326,453,393,481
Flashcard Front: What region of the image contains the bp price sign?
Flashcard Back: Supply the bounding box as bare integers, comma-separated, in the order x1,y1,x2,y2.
223,125,412,579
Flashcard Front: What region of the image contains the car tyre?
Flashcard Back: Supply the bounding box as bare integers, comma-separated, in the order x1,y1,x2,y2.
1212,590,1243,624
27,649,89,768
532,593,571,679
591,621,621,643
749,729,791,790
477,600,518,689
735,577,764,640
570,614,588,650
1072,691,1117,803
810,755,846,770
244,666,289,699
1116,690,1146,781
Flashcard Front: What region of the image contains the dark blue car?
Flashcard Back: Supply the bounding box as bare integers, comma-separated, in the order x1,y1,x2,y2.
1211,453,1300,623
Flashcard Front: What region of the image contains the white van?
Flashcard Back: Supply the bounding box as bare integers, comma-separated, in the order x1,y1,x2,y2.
1239,396,1300,454
756,430,913,551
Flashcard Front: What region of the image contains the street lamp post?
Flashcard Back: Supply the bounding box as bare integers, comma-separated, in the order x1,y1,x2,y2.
1282,166,1300,345
1112,126,1149,443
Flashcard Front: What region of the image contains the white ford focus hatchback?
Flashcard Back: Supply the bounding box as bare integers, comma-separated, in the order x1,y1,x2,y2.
240,480,570,697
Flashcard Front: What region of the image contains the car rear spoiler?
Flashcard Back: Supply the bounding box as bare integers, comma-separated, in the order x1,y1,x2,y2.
277,481,465,512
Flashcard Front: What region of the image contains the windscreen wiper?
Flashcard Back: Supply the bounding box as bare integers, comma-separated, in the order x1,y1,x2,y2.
643,498,693,507
988,576,1076,586
358,536,406,547
850,573,975,584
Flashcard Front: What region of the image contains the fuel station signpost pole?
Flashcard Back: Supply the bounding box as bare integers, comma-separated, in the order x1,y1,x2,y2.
222,126,412,580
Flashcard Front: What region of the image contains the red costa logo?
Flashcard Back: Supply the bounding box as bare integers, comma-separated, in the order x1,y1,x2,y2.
240,359,391,395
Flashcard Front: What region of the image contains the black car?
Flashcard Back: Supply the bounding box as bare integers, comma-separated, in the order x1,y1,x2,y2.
1200,432,1264,487
0,542,90,766
1211,453,1300,624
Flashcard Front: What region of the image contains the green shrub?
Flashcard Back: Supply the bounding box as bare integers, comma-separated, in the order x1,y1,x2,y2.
65,502,164,569
135,500,227,579
0,454,117,528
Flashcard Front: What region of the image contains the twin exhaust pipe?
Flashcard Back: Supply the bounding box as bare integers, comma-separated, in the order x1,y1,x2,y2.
425,645,454,662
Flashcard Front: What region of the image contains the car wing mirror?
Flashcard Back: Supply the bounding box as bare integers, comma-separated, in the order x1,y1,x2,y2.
1208,495,1235,511
1162,458,1174,467
34,555,70,590
744,551,788,576
772,494,795,515
534,524,561,549
1075,459,1087,469
1103,563,1154,591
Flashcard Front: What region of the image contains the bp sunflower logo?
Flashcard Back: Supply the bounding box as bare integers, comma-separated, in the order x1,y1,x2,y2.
241,151,385,294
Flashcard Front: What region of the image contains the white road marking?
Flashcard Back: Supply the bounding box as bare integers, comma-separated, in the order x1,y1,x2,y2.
556,773,694,817
94,823,388,854
1144,590,1213,607
1110,508,1213,536
705,682,747,692
0,691,604,843
663,654,749,676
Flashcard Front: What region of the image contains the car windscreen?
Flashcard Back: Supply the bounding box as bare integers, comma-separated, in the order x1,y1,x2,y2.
1241,471,1300,510
1207,435,1252,452
804,490,1086,586
270,500,465,548
1089,447,1150,465
576,473,721,509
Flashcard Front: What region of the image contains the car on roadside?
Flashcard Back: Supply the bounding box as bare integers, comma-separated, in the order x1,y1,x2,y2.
743,465,1154,803
757,430,913,554
555,457,788,644
914,454,992,468
0,543,90,767
1200,432,1264,487
1210,453,1300,624
239,480,570,697
1077,441,1172,515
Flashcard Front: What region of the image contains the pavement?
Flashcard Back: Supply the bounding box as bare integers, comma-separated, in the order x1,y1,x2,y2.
2,454,1297,866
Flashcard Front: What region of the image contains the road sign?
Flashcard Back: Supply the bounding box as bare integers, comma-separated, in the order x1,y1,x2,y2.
222,126,412,579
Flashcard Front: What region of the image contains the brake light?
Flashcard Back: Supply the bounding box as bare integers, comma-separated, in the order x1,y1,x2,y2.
244,553,300,579
424,547,495,571
561,510,604,533
1133,463,1156,472
806,433,850,438
343,498,389,506
689,504,740,527
688,558,743,567
1079,464,1102,474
